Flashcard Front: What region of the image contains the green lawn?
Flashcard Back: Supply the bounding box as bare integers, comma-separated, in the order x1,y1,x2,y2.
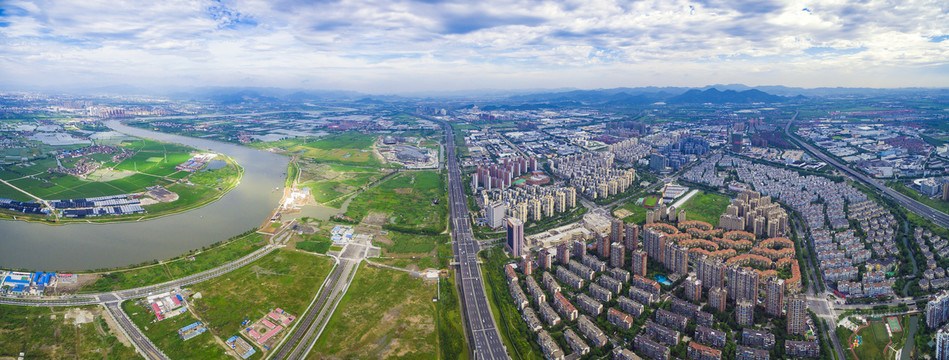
345,171,448,232
617,204,648,225
852,320,893,360
309,266,437,359
679,192,731,226
123,300,228,360
188,249,335,341
0,305,140,359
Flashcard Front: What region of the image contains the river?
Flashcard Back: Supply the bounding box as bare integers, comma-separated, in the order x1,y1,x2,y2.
0,121,290,271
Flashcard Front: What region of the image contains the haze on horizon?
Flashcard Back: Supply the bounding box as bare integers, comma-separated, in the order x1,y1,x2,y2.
1,0,947,94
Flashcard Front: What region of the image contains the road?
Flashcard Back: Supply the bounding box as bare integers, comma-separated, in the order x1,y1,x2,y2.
272,236,370,360
0,242,278,360
444,123,509,360
785,115,949,228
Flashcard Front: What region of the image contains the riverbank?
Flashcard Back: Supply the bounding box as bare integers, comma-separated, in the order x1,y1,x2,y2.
0,154,243,225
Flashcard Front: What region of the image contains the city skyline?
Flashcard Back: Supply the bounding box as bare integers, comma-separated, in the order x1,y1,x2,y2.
2,0,948,93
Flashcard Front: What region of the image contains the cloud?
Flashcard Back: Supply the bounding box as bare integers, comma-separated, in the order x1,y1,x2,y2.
0,0,947,92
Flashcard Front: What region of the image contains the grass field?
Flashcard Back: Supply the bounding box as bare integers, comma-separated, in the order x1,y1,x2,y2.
123,300,228,360
188,249,335,342
679,192,731,226
258,133,384,167
438,273,469,360
309,266,437,359
345,171,448,232
298,163,386,204
0,305,140,359
80,232,265,293
617,203,648,225
847,319,905,360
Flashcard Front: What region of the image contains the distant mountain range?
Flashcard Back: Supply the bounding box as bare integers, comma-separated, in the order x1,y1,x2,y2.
32,83,949,104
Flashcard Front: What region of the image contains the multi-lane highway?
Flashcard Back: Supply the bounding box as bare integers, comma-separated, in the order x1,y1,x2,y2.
444,125,509,360
785,115,949,228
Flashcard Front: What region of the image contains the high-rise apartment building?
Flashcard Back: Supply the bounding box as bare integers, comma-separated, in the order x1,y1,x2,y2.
506,218,524,258
611,218,625,244
557,242,571,265
697,256,725,289
610,243,625,268
631,249,647,277
728,266,759,302
625,224,639,250
643,228,667,263
766,278,785,317
787,294,807,336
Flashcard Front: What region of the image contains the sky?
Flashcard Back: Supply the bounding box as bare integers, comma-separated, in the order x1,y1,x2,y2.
1,0,948,93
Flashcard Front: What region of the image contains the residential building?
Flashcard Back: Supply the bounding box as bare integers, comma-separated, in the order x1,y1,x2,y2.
612,218,625,244
629,286,659,304
634,334,670,360
644,228,667,263
553,292,578,321
937,326,949,360
522,307,543,332
618,296,645,317
538,300,561,326
556,267,584,289
578,315,609,348
557,242,571,265
741,329,775,350
578,293,605,315
599,275,623,294
656,308,688,331
686,275,702,303
538,330,565,360
697,256,726,289
632,274,661,294
787,294,808,336
708,287,727,312
928,290,949,328
632,249,648,277
736,300,754,326
688,342,722,360
626,224,640,250
694,325,726,348
608,307,634,330
564,329,591,356
766,278,784,317
612,242,626,268
542,271,561,294
508,281,529,311
507,218,525,257
736,345,769,360
613,347,644,360
644,320,680,346
784,341,819,358
728,266,759,302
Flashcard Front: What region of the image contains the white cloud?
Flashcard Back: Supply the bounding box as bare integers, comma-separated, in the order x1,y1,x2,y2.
0,0,947,92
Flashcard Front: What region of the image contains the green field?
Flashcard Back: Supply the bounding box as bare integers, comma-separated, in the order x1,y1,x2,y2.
298,163,386,204
437,274,469,360
845,318,906,360
123,300,228,360
188,249,335,341
679,192,731,226
0,305,140,359
309,266,437,359
255,133,384,167
345,171,448,233
80,232,265,293
617,203,648,225
0,138,240,223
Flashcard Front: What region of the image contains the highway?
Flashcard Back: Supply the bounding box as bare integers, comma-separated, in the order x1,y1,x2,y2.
785,115,949,228
272,236,370,360
444,124,510,360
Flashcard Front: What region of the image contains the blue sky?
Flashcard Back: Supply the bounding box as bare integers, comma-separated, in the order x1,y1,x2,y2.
1,0,947,93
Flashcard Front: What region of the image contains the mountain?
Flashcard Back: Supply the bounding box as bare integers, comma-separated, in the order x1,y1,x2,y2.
666,88,788,104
